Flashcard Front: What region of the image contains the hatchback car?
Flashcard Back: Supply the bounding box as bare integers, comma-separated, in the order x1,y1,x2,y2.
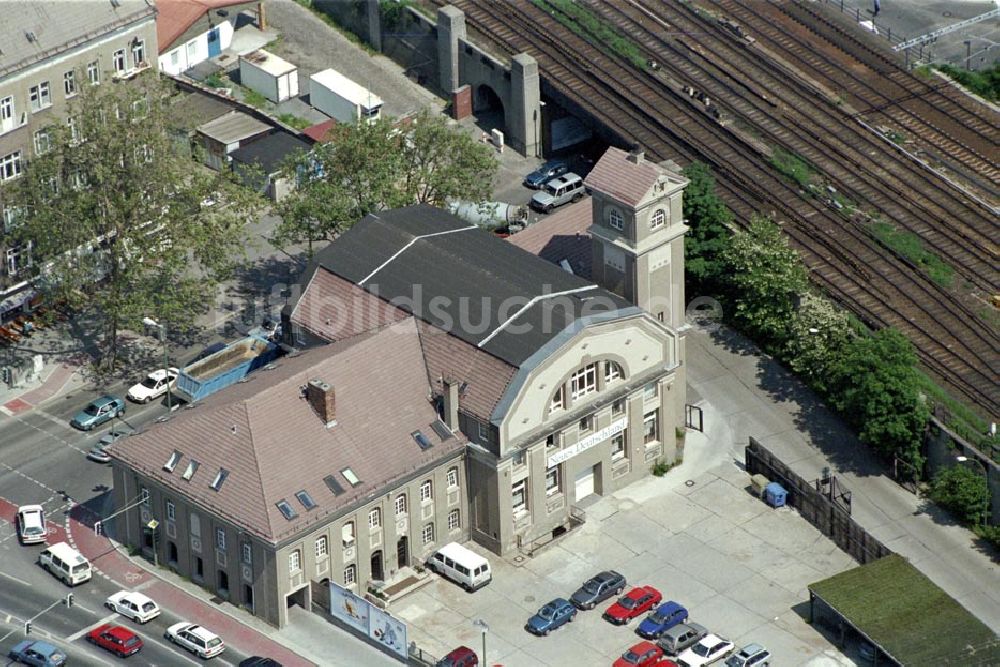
88,428,132,463
570,570,627,610
7,640,67,666
70,395,125,430
637,601,689,639
614,641,665,667
523,159,569,188
677,633,734,667
725,643,770,667
127,368,178,403
657,622,708,657
86,624,143,658
525,597,577,636
105,590,161,624
17,504,46,545
603,585,662,625
164,622,225,658
435,645,478,667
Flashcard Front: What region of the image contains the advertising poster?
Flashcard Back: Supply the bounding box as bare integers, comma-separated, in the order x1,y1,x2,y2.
369,606,408,660
328,581,370,635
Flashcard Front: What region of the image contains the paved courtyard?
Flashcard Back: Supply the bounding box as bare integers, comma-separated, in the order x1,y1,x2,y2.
394,433,858,666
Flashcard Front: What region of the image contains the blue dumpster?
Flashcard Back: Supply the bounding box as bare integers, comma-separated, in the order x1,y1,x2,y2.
764,482,787,508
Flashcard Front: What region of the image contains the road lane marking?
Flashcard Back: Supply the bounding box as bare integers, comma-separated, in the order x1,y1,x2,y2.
65,612,117,642
0,570,32,587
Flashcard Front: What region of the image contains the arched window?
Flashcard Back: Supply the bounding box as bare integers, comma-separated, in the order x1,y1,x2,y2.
650,208,665,229
609,208,624,231
604,361,624,384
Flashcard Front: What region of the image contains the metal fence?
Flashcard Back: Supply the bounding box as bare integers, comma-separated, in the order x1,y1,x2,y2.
745,437,892,564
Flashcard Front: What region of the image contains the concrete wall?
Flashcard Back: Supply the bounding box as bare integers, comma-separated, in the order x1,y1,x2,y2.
925,417,1000,526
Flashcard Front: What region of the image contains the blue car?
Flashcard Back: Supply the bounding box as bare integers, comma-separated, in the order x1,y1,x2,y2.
525,597,577,636
8,639,67,666
636,600,688,640
523,159,569,188
70,395,126,430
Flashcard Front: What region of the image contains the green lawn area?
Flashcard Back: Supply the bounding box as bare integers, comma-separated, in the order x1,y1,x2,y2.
810,554,1000,665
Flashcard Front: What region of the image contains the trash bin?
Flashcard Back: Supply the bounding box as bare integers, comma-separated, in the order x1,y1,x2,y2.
764,482,787,508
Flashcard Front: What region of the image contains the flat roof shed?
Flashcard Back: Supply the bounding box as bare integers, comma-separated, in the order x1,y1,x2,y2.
197,111,271,146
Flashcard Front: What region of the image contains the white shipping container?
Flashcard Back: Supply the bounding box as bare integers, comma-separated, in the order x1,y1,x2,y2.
309,68,383,124
239,50,299,103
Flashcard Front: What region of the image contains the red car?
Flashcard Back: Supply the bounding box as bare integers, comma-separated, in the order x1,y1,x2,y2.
86,624,143,658
613,641,666,667
603,586,662,625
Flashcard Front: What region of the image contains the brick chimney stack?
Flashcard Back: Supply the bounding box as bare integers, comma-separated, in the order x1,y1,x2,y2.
443,379,460,432
306,379,337,427
627,143,644,164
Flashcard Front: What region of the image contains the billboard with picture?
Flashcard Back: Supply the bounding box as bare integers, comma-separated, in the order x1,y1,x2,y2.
369,605,408,660
328,581,370,634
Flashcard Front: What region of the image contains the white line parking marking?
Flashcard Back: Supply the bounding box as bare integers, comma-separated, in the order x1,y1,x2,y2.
65,612,117,642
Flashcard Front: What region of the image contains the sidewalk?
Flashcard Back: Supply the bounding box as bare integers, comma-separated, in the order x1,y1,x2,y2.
687,326,1000,633
0,360,83,416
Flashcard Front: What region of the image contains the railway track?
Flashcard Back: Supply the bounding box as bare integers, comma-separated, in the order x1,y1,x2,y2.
436,0,1000,416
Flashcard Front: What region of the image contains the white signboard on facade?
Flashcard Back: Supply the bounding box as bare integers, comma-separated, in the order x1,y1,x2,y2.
369,605,408,660
548,417,627,468
328,581,370,634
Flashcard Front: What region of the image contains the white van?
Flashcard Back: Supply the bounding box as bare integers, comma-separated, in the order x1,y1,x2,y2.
39,542,92,586
428,542,492,591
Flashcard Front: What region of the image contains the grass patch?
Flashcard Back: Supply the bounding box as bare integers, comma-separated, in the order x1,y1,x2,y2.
935,63,1000,102
263,35,283,51
770,147,815,189
532,0,647,70
278,114,312,130
868,221,954,287
204,72,226,89
916,371,997,462
913,64,932,79
296,0,377,56
242,88,268,109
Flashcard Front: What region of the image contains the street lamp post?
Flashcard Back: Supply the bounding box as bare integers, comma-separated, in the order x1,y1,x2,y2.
473,618,488,666
143,317,171,412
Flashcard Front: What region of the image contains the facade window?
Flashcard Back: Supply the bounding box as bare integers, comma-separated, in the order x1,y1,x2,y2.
165,501,176,522
131,39,146,66
650,208,665,229
545,466,560,497
33,129,50,155
315,536,328,559
0,151,23,181
241,543,252,565
344,564,357,586
87,61,100,84
394,494,407,517
549,385,565,413
2,206,24,233
612,399,626,416
6,248,23,277
512,479,527,515
579,415,594,433
447,509,460,531
512,449,526,467
67,117,81,144
29,82,51,112
570,363,598,401
643,410,659,444
170,50,180,67
447,467,459,489
609,208,623,231
546,433,557,448
0,96,14,132
477,422,489,444
288,549,301,574
113,49,127,73
421,523,435,545
368,508,381,530
419,480,432,503
341,522,355,547
64,71,76,97
186,40,198,61
604,361,623,384
644,382,658,401
140,487,150,506
215,528,226,551
190,513,201,537
611,432,627,461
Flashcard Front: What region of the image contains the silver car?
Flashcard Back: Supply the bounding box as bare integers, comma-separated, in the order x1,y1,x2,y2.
530,173,585,213
658,622,708,656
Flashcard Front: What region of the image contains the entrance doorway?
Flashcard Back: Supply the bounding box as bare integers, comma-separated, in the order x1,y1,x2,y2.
396,536,409,569
243,584,254,612
371,550,384,581
575,464,597,501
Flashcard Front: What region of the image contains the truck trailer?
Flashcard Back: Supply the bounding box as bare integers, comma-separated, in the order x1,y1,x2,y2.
309,68,383,125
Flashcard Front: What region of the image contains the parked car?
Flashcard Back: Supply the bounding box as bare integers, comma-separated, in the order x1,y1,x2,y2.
571,570,627,610
105,590,161,624
529,172,585,213
7,640,67,666
523,159,569,188
164,622,225,659
88,428,132,463
435,645,478,667
637,601,689,639
192,341,226,363
657,622,708,657
676,633,734,667
603,585,662,625
614,641,665,667
17,504,46,545
725,643,770,667
70,395,125,430
238,659,283,667
525,597,577,636
127,367,178,403
86,624,143,658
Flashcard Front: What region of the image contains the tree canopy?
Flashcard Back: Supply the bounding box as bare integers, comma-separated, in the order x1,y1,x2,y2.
272,110,498,256
7,72,260,369
681,161,732,288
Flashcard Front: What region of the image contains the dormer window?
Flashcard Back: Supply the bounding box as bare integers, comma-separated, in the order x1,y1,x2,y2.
650,208,665,229
609,208,624,231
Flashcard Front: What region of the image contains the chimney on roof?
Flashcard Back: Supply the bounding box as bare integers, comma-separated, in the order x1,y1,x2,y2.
443,379,460,432
306,379,337,427
627,143,644,164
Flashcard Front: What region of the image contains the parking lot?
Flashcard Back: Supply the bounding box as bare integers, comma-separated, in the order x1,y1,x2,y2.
394,436,858,666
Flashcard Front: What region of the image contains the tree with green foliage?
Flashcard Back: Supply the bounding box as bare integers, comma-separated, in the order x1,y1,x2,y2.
7,72,260,370
929,465,990,525
782,294,860,395
272,110,497,257
719,215,808,348
825,328,929,471
681,161,732,289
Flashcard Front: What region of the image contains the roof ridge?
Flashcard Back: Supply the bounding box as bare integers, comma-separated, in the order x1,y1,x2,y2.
359,223,477,285
476,284,598,349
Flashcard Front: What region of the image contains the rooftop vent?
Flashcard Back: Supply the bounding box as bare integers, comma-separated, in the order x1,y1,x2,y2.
210,468,229,491
324,474,344,496
182,459,200,481
276,500,298,520
163,450,183,472
412,430,433,451
25,31,37,43
306,379,337,427
295,490,316,510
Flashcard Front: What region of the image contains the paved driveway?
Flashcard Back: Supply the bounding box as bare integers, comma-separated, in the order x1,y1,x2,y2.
394,441,857,666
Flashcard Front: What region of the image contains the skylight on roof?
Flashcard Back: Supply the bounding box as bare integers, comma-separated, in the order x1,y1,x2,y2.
163,450,183,472
276,500,298,521
412,430,433,451
324,475,344,496
295,490,316,510
182,460,200,481
210,468,229,491
341,468,361,487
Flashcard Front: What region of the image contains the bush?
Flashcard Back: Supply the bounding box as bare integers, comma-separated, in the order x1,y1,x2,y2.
974,524,1000,550
651,461,673,477
928,465,989,524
